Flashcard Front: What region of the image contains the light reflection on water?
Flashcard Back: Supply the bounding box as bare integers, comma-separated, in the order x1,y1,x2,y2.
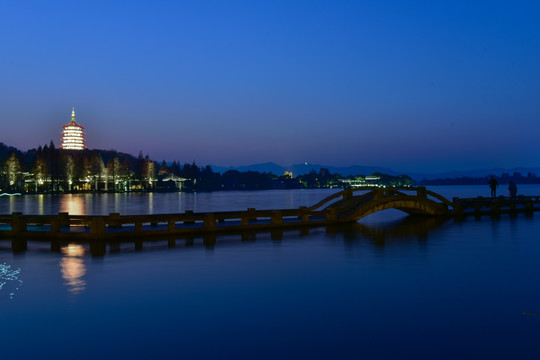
60,244,87,296
148,192,154,214
59,194,86,215
9,195,16,214
37,194,44,214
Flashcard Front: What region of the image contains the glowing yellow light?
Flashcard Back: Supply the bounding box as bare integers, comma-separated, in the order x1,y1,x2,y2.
62,244,85,257
60,244,87,295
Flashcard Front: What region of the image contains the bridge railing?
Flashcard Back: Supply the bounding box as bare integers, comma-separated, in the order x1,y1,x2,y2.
306,186,453,213
351,187,452,205
422,188,453,207
0,205,338,239
306,191,347,211
307,187,387,211
369,187,453,207
330,191,378,217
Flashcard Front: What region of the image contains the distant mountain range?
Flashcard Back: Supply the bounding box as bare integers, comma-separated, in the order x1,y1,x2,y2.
210,162,540,181
210,162,398,177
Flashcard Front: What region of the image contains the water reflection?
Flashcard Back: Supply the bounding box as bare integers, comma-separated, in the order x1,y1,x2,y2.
59,195,85,215
60,244,87,296
9,195,16,214
148,192,154,214
37,194,44,214
3,215,453,257
87,217,449,255
326,215,451,246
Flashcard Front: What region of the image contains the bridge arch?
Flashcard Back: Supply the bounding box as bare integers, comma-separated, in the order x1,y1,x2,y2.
318,187,453,222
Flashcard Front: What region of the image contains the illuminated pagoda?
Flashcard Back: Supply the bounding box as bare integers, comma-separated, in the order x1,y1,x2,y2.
61,108,87,150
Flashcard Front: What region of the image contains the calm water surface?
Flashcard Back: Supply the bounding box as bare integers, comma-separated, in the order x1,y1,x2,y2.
1,186,539,359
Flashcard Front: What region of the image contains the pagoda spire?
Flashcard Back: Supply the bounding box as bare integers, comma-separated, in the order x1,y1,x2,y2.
72,107,76,122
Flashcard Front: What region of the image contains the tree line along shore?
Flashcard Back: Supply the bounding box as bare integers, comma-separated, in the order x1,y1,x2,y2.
0,142,413,194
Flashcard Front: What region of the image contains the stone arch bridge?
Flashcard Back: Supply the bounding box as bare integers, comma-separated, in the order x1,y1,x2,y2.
309,186,453,222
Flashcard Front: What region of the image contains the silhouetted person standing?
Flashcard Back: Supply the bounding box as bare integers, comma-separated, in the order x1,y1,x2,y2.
508,181,517,198
489,176,498,197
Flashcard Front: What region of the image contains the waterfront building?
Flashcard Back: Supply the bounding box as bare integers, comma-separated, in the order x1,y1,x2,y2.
60,108,87,150
340,175,382,188
283,171,293,178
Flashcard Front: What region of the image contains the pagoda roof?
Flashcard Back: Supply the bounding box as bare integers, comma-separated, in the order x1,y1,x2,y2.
63,121,85,128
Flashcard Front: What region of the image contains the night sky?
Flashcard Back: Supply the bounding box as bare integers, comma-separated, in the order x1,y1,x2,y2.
1,1,539,173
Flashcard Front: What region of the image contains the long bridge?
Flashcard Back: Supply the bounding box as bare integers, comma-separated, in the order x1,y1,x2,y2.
1,187,540,243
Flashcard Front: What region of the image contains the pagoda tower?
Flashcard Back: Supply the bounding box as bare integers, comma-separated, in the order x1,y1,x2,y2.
60,108,87,150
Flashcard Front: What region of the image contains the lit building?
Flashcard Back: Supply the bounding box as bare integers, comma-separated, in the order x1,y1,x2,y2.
61,108,87,150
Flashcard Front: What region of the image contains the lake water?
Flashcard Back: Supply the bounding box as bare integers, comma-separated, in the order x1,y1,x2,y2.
1,186,540,359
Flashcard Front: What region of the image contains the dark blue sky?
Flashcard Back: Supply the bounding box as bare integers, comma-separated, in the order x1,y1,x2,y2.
1,0,539,173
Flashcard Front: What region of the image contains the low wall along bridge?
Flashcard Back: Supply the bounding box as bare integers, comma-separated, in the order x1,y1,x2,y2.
1,187,539,246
